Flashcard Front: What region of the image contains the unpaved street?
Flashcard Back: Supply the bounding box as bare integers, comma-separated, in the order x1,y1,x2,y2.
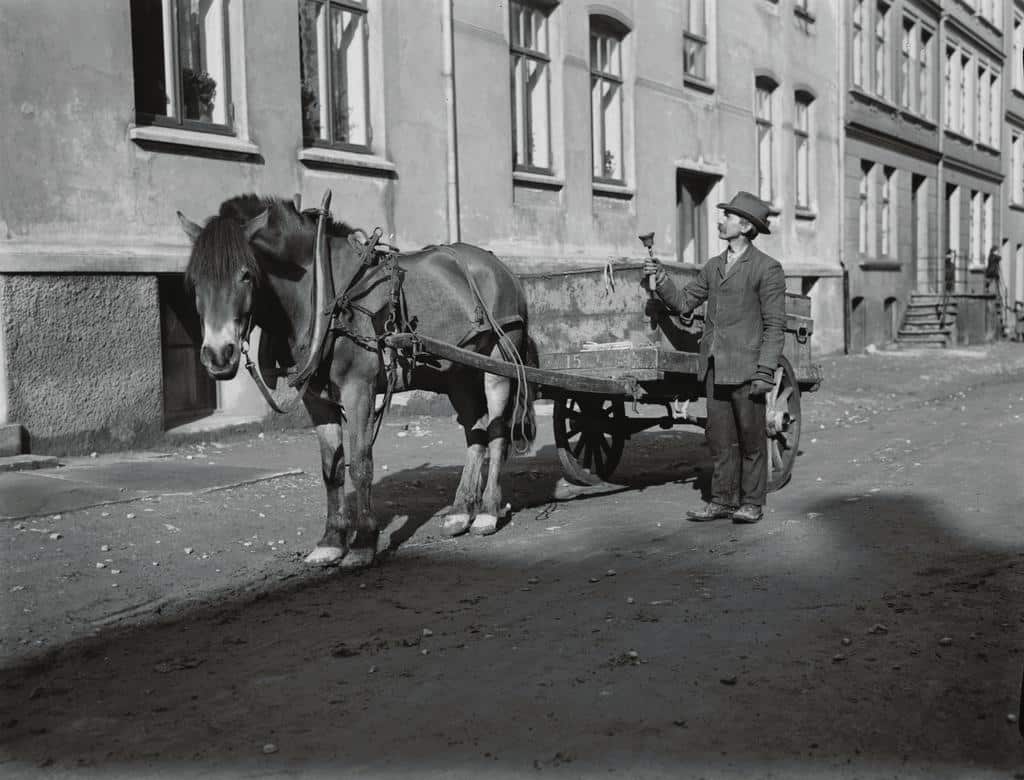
1,359,1024,778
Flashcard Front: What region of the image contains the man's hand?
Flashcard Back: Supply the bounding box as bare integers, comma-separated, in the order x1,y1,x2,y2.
748,365,776,396
642,258,667,289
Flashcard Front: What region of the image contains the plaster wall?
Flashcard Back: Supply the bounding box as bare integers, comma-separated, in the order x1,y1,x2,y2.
0,274,162,454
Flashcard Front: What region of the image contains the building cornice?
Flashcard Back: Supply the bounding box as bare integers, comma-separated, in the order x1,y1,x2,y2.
0,240,188,274
945,15,1005,63
943,155,1005,184
845,122,942,164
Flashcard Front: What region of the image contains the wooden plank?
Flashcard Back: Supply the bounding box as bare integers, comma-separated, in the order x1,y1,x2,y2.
384,334,643,396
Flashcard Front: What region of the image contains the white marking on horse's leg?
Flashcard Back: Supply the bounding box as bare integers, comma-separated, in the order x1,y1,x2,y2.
442,513,472,537
339,547,375,570
476,363,510,531
470,513,498,536
304,546,345,566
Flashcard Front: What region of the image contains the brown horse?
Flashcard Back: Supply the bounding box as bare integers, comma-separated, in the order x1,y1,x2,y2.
178,194,536,570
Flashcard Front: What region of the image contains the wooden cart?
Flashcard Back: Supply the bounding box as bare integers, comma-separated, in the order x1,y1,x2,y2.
387,258,820,491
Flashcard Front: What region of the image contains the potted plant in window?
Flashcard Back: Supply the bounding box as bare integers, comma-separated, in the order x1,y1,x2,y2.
183,68,217,122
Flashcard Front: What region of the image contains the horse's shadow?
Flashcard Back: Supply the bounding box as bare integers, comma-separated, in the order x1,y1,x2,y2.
372,428,712,553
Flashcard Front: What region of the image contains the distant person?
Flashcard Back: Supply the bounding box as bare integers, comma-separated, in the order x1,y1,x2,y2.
985,246,1001,294
944,249,957,294
643,191,786,525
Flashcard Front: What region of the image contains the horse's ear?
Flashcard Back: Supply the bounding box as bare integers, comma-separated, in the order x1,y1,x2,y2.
177,212,202,243
243,209,271,242
292,193,302,213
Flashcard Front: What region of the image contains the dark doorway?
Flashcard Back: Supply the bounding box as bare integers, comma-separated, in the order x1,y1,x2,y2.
850,295,867,353
676,169,718,265
159,275,216,429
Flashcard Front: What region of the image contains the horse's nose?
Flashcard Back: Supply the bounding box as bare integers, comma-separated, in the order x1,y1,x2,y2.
202,343,236,370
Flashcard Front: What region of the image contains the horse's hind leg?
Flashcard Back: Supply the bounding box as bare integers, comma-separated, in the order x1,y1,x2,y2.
302,392,349,566
339,377,379,570
443,377,487,538
473,361,512,537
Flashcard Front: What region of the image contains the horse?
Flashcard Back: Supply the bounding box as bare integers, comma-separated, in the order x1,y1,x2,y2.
177,193,537,570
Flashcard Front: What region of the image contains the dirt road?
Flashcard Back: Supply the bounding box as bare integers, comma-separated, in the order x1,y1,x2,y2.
1,361,1023,778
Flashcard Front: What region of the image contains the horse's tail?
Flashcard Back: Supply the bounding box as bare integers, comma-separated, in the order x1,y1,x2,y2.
509,331,538,453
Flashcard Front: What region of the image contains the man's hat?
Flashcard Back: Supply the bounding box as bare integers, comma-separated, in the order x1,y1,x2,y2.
717,191,772,235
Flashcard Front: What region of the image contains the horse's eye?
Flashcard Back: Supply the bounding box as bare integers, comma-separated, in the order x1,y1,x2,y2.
239,270,252,284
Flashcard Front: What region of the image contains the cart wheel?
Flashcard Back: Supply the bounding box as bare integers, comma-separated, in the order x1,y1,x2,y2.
553,395,626,486
766,356,801,492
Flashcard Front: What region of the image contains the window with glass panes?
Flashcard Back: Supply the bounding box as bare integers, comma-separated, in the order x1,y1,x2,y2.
510,1,552,172
881,167,896,257
853,0,865,87
590,18,625,182
682,0,707,81
900,15,934,118
1013,132,1024,204
794,93,812,209
859,161,876,255
1014,11,1024,93
131,0,233,130
298,0,370,150
875,2,891,99
755,77,776,203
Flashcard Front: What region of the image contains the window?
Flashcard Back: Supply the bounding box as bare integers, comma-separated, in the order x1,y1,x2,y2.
853,0,865,88
900,15,934,118
298,0,370,150
510,1,552,172
755,77,777,203
983,192,994,265
1014,11,1024,93
977,61,990,144
794,92,813,209
987,69,1001,147
682,0,707,82
961,50,973,137
590,17,626,183
131,0,233,130
859,160,876,255
874,2,891,99
881,166,897,257
946,184,960,262
1013,132,1024,204
969,190,982,266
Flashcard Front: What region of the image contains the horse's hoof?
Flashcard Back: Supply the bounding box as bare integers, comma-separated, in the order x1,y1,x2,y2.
339,547,375,570
441,514,472,537
304,546,345,566
471,513,498,536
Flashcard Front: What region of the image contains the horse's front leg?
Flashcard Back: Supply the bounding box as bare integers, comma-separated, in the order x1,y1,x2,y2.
339,377,379,570
302,392,349,566
474,366,511,536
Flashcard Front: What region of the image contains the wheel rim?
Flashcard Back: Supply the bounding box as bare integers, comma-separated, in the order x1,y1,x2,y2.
765,358,801,491
554,396,625,484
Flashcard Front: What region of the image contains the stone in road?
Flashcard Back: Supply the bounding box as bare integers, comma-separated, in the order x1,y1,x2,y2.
0,376,1022,778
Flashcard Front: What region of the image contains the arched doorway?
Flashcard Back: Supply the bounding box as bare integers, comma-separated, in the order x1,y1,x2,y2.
884,297,899,344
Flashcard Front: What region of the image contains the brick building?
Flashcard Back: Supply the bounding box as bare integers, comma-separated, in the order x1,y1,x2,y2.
0,0,843,454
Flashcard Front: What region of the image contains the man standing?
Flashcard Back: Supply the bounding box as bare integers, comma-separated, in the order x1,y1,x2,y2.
643,191,786,524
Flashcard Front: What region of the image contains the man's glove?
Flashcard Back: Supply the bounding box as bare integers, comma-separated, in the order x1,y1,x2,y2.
748,365,776,397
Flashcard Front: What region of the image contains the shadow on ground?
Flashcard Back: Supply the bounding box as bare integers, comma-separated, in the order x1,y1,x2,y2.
1,447,1021,776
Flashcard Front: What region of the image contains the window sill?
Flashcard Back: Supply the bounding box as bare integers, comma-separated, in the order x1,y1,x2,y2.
298,147,397,177
1010,202,1024,212
944,128,974,145
968,264,987,273
513,170,565,190
683,75,716,94
794,6,816,23
592,181,634,200
899,109,937,130
129,124,260,157
859,259,901,271
794,207,818,221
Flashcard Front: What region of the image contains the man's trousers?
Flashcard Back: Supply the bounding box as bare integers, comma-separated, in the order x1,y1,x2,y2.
705,363,767,507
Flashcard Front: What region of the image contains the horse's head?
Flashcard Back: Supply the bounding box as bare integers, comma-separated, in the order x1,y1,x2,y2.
177,208,270,380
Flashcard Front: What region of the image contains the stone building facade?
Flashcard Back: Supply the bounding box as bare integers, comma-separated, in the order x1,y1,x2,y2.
843,0,1024,350
0,0,843,453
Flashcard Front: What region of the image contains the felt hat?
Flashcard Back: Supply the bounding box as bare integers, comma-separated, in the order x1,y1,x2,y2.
716,191,772,235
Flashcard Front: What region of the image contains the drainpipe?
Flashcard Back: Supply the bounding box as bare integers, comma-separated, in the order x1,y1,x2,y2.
837,5,850,354
442,0,461,243
937,11,947,281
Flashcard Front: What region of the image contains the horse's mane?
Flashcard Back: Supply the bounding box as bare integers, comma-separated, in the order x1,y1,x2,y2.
185,194,358,289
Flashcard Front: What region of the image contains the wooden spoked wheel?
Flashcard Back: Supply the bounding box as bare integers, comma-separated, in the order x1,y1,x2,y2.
553,395,626,486
765,356,801,492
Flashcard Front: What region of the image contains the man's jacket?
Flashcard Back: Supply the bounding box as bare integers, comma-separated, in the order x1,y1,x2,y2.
654,244,787,385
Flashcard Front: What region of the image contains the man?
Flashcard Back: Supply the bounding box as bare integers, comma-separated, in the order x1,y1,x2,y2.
643,191,786,524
